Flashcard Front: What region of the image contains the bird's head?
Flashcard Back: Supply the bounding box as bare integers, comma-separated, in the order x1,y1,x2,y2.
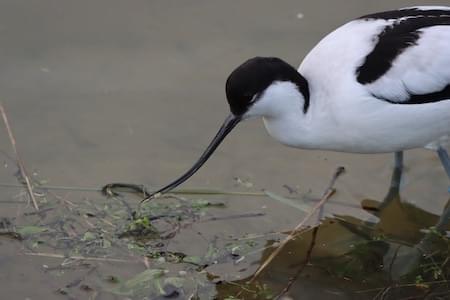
226,57,309,118
144,57,309,200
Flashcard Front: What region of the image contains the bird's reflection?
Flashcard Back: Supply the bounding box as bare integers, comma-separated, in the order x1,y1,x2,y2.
216,152,450,299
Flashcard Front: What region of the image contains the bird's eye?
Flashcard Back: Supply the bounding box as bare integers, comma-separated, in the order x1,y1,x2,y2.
249,93,259,103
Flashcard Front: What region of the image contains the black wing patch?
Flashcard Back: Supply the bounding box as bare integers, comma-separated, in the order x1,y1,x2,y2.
377,85,450,105
358,8,450,21
356,10,450,84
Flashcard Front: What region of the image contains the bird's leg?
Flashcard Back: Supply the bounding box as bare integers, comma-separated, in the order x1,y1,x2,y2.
384,151,403,200
409,147,450,257
392,151,403,192
436,147,450,229
373,151,404,214
437,147,450,179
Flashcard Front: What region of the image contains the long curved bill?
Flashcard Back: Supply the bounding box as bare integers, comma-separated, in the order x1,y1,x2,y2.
142,114,241,202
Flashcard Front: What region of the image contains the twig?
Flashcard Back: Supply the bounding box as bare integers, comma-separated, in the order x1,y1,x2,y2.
0,103,39,211
276,226,320,299
248,167,345,284
200,212,265,222
0,182,362,208
231,227,315,241
275,167,345,298
388,245,402,283
374,286,392,300
0,182,101,192
355,280,450,293
0,182,266,196
24,252,131,263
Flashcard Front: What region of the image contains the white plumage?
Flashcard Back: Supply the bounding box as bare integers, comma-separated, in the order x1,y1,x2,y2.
256,6,450,153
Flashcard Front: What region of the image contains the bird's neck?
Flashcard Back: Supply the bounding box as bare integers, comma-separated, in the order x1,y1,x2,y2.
262,110,315,148
261,90,336,150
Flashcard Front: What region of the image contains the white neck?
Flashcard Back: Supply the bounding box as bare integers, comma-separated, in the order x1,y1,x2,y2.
244,81,317,148
244,81,305,119
243,80,346,151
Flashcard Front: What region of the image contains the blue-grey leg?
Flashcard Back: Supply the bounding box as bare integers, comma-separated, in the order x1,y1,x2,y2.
437,147,450,179
392,151,403,193
436,147,450,229
374,151,404,215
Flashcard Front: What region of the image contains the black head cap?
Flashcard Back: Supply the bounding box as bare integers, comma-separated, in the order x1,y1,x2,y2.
225,57,309,116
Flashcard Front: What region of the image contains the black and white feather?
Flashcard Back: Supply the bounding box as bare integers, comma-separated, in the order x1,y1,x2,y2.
278,6,450,152
301,6,450,102
356,6,450,103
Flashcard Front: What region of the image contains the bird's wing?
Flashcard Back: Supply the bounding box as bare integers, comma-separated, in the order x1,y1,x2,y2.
356,6,450,103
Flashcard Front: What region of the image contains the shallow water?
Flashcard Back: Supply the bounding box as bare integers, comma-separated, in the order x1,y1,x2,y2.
0,1,449,299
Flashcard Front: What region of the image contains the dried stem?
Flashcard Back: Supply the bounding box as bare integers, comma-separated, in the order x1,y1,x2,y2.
0,103,39,211
0,182,266,196
24,252,131,263
276,226,320,299
275,168,345,298
248,167,345,284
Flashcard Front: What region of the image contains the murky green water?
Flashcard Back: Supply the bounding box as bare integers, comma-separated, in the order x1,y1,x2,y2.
0,1,449,299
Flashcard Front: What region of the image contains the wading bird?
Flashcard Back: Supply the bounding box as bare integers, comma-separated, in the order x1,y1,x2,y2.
104,6,450,224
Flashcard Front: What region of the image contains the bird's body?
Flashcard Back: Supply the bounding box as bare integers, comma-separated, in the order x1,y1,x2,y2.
261,6,450,153
104,6,450,222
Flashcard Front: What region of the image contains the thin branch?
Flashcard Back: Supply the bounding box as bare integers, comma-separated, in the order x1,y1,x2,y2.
355,280,450,293
0,182,265,196
276,226,320,299
200,212,265,223
275,167,345,298
248,167,345,283
0,103,39,211
389,245,402,283
24,252,132,263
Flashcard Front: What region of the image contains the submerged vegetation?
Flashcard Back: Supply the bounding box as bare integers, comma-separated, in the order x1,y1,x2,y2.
1,170,449,299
